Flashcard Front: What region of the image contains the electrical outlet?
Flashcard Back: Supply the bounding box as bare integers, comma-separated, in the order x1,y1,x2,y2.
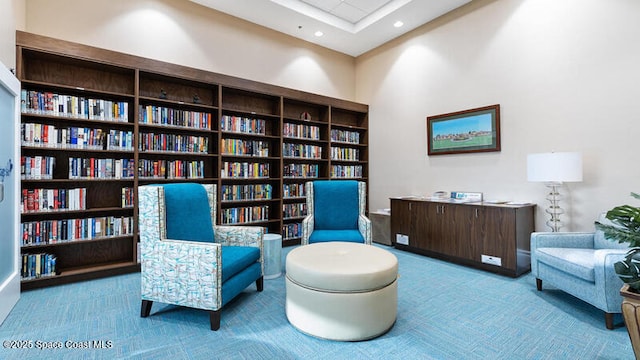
481,254,502,267
396,234,409,245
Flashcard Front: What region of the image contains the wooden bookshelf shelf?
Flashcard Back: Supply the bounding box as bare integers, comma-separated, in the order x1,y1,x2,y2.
16,30,368,290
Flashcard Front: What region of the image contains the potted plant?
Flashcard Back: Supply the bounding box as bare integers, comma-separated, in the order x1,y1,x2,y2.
595,192,640,357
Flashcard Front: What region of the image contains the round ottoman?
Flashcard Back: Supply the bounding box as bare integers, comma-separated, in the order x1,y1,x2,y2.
285,242,398,341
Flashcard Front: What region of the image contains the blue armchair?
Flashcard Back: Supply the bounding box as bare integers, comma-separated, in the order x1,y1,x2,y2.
531,222,628,330
138,183,264,330
301,180,371,245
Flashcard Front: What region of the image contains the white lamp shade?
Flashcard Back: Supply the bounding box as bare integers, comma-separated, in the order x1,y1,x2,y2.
527,152,583,182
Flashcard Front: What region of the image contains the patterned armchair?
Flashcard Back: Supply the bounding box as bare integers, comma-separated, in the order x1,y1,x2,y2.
301,180,371,245
138,183,264,330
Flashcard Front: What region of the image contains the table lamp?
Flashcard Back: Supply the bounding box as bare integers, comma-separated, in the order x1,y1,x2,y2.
527,152,583,232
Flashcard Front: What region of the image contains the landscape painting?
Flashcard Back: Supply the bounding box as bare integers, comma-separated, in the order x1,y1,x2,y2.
427,104,500,155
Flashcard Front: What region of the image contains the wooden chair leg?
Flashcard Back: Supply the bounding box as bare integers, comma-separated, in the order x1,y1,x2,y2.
256,276,264,292
210,310,221,331
536,278,542,291
605,312,614,330
141,300,153,317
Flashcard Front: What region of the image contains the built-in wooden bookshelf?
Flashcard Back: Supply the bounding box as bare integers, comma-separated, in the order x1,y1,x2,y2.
16,30,368,289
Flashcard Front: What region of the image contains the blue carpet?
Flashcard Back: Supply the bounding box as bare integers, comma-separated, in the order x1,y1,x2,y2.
0,245,634,360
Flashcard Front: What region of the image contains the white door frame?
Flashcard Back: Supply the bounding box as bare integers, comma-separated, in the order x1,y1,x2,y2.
0,62,20,325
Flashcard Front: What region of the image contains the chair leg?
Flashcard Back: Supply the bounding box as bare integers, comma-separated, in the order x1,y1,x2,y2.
141,300,153,317
605,312,615,330
256,276,264,292
536,278,542,291
210,310,221,331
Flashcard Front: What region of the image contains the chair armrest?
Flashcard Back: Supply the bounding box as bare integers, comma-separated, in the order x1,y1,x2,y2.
214,225,263,248
215,226,264,275
594,249,628,311
301,215,313,245
141,239,222,310
358,215,372,245
531,232,595,250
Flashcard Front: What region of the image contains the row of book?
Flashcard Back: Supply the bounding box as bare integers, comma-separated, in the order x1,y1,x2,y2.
21,156,56,180
283,183,306,198
331,147,360,161
21,216,134,246
283,203,307,219
331,165,363,178
220,115,267,135
22,123,133,151
122,187,135,208
221,162,269,178
283,143,323,159
283,123,320,140
221,139,269,157
283,164,318,178
283,222,302,240
21,253,56,280
220,184,273,201
138,132,209,154
21,90,129,122
331,129,360,144
221,205,269,225
21,187,86,213
138,159,205,179
68,158,136,179
138,105,212,130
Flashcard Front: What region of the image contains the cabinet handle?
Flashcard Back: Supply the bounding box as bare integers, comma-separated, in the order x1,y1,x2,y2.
409,202,412,211
475,208,479,218
441,205,445,214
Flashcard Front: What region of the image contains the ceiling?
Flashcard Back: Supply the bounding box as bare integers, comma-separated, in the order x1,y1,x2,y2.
190,0,472,57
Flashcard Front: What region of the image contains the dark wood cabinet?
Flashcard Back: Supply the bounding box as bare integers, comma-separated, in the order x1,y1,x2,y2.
390,198,535,277
16,31,368,289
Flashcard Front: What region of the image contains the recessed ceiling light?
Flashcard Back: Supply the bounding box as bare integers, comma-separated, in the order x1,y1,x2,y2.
394,21,404,28
315,31,324,37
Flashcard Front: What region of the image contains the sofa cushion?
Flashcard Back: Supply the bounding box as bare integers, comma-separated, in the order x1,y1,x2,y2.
309,229,364,243
536,247,596,282
313,180,359,230
221,246,260,283
163,183,214,242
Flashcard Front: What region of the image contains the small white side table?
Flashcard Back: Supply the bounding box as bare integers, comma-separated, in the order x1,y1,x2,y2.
263,233,282,279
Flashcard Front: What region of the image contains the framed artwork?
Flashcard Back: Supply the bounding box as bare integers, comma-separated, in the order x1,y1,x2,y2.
426,104,501,156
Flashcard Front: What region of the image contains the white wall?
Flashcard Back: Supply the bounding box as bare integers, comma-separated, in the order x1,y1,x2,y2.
357,0,640,232
0,0,25,69
16,0,640,232
24,0,356,101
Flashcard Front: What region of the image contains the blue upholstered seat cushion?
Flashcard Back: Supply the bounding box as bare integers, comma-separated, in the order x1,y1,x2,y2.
162,183,214,242
221,246,261,283
313,180,359,230
536,247,595,282
221,262,261,307
309,229,364,243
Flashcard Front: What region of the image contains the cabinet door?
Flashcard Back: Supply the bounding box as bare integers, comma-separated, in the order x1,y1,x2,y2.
420,203,449,253
410,201,430,249
451,205,481,262
390,199,410,245
481,207,517,271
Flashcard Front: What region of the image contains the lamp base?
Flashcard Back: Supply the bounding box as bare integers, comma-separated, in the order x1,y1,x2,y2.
544,182,564,232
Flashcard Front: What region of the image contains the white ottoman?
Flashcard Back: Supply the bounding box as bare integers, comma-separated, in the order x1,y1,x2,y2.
285,242,398,341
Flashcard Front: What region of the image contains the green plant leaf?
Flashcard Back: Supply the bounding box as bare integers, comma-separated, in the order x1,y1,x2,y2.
594,192,640,247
